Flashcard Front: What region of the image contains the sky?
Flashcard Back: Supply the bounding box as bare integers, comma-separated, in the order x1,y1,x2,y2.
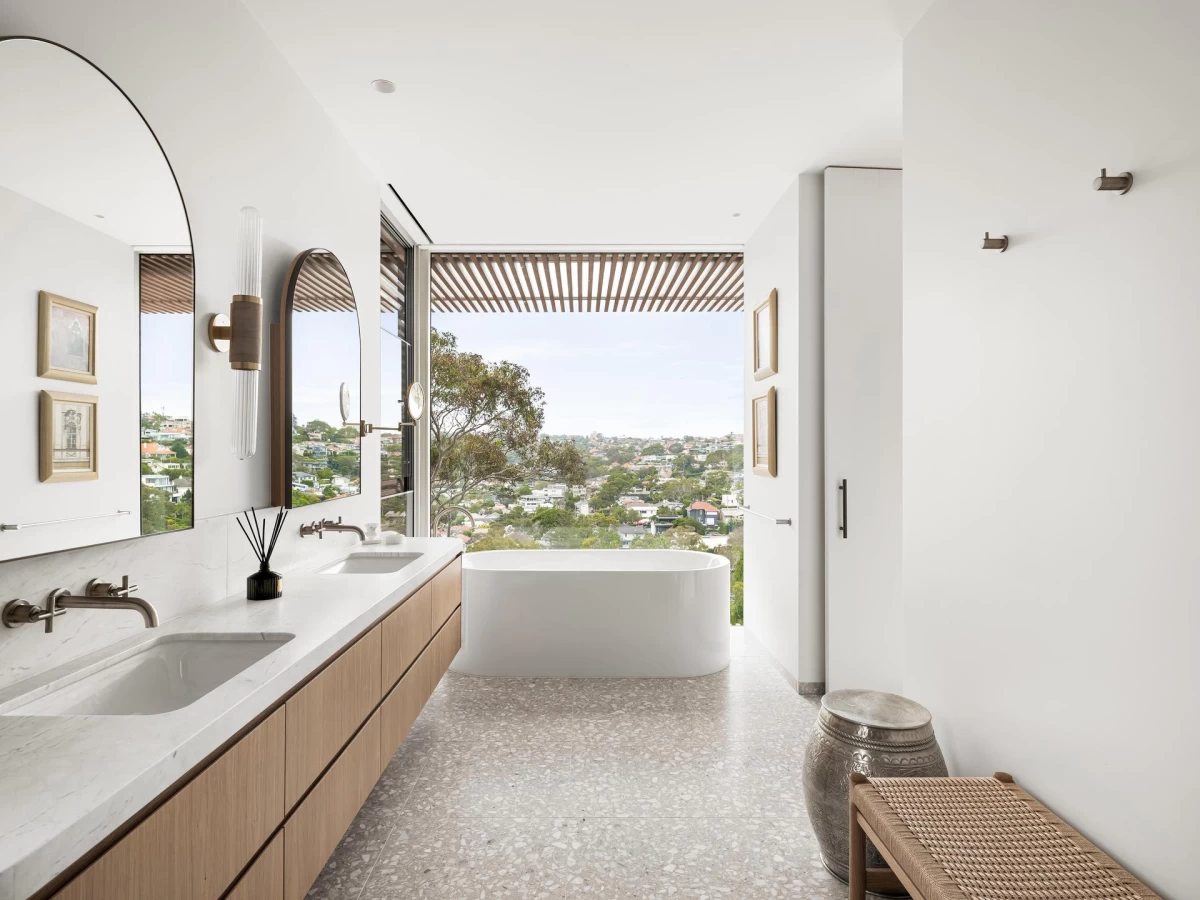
140,313,193,418
433,312,744,438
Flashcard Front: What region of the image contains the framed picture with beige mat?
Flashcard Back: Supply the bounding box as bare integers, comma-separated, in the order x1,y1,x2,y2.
751,387,776,476
40,390,99,482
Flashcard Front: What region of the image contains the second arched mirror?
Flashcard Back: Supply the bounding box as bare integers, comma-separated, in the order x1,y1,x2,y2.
272,249,361,508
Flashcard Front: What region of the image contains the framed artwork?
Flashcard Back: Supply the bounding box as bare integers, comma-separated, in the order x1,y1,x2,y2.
40,390,99,482
39,291,97,384
752,288,777,380
751,387,776,477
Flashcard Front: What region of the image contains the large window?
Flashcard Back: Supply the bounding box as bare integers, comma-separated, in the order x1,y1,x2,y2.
380,219,414,535
139,253,194,535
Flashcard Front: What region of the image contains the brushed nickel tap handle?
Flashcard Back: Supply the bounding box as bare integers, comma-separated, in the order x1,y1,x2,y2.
86,577,138,598
3,598,68,633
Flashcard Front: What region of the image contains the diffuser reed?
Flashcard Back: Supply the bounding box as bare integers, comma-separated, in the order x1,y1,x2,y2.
238,506,287,601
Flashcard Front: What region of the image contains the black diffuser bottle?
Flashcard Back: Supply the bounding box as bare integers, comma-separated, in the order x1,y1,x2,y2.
238,507,287,602
246,560,282,601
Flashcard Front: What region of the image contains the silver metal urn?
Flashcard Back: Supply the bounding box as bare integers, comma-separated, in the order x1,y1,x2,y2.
802,690,948,890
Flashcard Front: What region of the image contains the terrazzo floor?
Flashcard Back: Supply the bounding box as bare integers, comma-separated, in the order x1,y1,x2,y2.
307,627,846,899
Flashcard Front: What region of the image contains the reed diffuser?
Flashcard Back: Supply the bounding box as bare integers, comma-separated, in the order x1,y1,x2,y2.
238,507,287,601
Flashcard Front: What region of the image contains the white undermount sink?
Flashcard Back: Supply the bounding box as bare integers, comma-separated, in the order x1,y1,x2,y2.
2,633,293,717
319,552,423,575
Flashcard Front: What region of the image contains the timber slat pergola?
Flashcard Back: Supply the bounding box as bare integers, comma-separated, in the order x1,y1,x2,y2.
430,250,743,313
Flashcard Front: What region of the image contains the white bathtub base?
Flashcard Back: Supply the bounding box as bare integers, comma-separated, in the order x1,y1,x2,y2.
452,550,731,677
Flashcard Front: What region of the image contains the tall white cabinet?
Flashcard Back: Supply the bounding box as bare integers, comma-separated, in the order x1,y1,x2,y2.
823,167,903,694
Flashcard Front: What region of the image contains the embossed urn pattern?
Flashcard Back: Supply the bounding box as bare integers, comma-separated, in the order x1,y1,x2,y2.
802,691,948,888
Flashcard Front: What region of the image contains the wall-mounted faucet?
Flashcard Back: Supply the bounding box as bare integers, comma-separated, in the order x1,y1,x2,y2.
299,517,365,541
2,575,158,633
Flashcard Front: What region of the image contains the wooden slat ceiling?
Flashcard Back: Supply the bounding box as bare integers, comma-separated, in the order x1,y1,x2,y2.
293,251,355,312
380,233,406,334
430,251,744,313
139,254,194,314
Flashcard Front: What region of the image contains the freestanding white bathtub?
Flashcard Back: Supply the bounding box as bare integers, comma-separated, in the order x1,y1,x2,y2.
451,549,731,677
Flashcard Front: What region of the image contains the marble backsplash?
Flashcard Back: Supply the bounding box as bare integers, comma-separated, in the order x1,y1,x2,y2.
0,509,368,691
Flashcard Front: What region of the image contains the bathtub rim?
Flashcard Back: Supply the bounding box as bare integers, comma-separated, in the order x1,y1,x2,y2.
461,547,731,574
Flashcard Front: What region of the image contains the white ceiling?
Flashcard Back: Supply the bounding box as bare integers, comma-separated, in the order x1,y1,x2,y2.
244,0,932,245
0,38,190,248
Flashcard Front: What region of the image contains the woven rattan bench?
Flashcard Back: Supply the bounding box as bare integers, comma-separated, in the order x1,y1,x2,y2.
848,772,1161,900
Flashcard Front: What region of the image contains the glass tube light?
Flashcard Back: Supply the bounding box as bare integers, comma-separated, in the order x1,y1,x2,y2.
231,207,263,459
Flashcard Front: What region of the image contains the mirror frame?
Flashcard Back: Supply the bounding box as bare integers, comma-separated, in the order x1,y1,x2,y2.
271,248,362,508
0,35,195,562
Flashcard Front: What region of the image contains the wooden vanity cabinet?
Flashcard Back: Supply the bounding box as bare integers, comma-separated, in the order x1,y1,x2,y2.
48,555,462,900
226,832,283,900
53,708,284,900
431,556,462,630
283,711,382,900
382,580,432,690
284,625,382,810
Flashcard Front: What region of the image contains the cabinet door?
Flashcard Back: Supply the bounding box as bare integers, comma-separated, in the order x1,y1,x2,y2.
380,643,432,761
55,709,284,900
285,625,382,809
422,607,462,700
382,581,432,690
225,832,283,900
431,556,462,629
433,608,462,683
283,711,382,900
823,167,903,694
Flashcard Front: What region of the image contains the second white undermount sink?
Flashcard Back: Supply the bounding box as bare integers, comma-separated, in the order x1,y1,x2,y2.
319,552,423,575
2,632,293,717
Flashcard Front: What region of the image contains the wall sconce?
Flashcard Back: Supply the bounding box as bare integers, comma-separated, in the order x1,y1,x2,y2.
980,232,1009,252
207,207,264,459
1093,168,1133,194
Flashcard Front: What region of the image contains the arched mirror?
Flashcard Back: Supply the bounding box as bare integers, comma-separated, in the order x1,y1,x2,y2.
0,37,194,561
272,249,361,508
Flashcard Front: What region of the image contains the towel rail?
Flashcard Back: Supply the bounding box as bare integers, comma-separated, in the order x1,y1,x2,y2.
738,505,791,526
1,510,131,532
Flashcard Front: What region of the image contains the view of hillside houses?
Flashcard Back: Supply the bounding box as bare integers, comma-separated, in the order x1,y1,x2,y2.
140,412,193,535
440,431,747,623
291,418,362,507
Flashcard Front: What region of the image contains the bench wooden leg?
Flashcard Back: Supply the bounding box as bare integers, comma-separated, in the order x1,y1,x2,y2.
849,774,867,900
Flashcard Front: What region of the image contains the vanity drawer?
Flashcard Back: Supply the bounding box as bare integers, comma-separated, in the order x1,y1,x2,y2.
380,641,434,761
430,607,462,690
283,711,382,900
381,581,432,690
431,556,462,630
226,832,282,900
54,708,284,900
284,625,382,810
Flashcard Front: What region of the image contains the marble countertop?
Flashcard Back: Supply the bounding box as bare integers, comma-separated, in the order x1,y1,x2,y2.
0,538,463,900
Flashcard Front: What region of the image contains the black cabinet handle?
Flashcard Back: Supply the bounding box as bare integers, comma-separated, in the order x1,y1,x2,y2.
838,479,848,539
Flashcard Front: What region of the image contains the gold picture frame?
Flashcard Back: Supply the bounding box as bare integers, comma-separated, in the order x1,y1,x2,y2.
40,390,99,482
751,386,776,477
38,291,97,384
752,288,777,381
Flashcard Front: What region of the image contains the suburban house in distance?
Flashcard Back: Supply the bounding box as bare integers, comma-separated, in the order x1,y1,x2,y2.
688,500,722,528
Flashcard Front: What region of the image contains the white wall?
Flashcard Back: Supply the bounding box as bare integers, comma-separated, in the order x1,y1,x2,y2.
0,0,384,689
904,2,1200,896
823,167,902,694
0,187,141,557
742,175,825,690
